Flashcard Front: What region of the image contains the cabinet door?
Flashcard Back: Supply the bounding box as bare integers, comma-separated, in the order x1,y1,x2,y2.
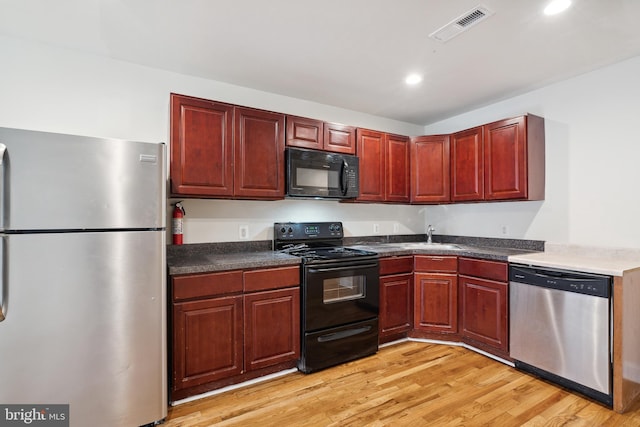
356,128,385,201
379,256,413,276
244,288,300,371
484,116,527,200
234,107,285,199
385,134,410,202
451,126,484,202
411,135,450,203
414,273,458,333
324,122,356,154
170,94,234,196
172,295,243,391
286,115,323,151
459,275,508,352
380,273,413,338
414,255,457,273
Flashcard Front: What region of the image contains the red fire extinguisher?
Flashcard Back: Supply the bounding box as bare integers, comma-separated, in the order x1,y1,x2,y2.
172,202,185,245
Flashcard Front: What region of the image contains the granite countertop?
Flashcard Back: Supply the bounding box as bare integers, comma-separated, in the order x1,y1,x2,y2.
167,250,301,275
508,243,640,276
347,242,537,261
167,235,545,276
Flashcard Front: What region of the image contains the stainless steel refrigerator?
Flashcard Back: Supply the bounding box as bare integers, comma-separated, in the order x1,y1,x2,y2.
0,127,167,426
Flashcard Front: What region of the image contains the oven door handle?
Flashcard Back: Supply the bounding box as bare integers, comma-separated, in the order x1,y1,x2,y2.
307,263,378,273
317,325,372,342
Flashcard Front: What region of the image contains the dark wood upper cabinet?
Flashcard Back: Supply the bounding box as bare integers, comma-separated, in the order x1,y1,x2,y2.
356,129,410,203
449,114,544,203
324,122,356,154
385,134,410,202
286,115,323,151
484,115,545,201
170,94,234,197
286,115,355,154
451,126,484,202
234,107,285,199
171,93,544,205
170,94,285,200
356,128,386,201
411,135,450,203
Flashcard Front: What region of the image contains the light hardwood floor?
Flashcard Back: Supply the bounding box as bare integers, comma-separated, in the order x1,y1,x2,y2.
165,341,640,426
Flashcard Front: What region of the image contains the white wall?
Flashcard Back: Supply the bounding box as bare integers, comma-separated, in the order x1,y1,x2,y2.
4,35,639,248
180,199,423,243
422,55,640,250
0,35,425,243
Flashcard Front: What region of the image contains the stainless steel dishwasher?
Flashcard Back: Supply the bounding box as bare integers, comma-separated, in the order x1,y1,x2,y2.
509,264,612,406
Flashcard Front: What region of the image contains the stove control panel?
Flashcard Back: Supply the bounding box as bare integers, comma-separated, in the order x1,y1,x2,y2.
274,222,344,240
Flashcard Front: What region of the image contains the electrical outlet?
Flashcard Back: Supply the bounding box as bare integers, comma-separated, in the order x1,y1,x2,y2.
501,225,509,235
393,223,399,233
239,225,249,240
373,223,380,234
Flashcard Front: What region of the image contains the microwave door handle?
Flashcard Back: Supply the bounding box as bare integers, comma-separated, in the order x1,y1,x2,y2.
340,160,348,196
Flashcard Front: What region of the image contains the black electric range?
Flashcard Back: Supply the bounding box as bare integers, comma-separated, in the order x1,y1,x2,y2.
274,222,380,373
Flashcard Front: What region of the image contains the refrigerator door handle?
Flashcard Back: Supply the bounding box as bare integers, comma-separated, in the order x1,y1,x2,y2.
0,142,5,232
0,236,5,322
0,142,5,320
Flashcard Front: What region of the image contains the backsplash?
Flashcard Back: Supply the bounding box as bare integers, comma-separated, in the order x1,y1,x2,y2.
168,234,546,256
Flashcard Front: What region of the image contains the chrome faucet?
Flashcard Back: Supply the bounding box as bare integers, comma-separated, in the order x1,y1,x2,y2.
426,224,435,244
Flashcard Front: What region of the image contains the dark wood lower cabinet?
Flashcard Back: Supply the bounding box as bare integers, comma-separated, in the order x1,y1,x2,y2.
379,256,413,343
170,266,300,401
244,288,300,371
380,273,413,340
172,295,243,391
457,257,509,358
459,275,508,353
413,272,458,334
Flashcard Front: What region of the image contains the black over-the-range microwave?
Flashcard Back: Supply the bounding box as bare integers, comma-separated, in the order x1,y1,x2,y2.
285,147,359,199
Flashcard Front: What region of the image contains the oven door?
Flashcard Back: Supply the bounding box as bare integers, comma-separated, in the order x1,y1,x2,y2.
303,259,379,332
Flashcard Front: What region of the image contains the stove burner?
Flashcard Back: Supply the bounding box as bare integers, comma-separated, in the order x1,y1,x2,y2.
274,222,378,264
285,246,377,263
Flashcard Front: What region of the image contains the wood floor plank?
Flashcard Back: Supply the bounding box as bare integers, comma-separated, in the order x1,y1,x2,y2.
165,341,640,426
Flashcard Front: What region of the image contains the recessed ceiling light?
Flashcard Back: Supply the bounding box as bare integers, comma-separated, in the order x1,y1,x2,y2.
405,73,423,85
544,0,572,16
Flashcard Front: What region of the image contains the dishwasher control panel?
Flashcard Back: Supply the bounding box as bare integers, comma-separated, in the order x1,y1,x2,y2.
509,264,611,298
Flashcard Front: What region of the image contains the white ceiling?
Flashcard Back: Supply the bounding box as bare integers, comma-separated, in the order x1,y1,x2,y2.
2,0,640,125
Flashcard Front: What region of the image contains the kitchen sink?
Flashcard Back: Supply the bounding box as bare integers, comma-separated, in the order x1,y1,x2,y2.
354,244,405,250
404,243,462,250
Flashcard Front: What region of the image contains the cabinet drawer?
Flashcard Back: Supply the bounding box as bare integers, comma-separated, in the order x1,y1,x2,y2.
172,271,243,301
414,256,457,273
380,256,413,275
458,257,507,282
244,266,300,292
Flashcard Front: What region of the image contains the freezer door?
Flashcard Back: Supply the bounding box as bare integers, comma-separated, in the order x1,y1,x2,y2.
0,231,167,427
0,127,165,231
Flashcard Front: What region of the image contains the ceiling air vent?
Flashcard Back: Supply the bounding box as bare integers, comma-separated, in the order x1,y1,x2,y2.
429,5,494,43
